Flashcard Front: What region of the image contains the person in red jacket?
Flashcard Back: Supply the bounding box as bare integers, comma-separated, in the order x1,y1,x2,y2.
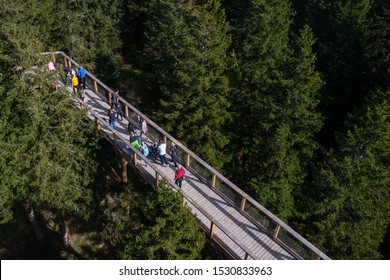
174,165,185,188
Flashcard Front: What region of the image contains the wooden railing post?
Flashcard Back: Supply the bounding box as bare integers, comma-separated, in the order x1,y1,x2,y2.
163,136,167,144
186,153,191,167
211,174,216,188
210,221,215,238
182,196,187,207
240,196,247,211
68,60,72,68
64,57,68,68
108,91,112,106
93,80,98,93
96,118,101,131
52,52,56,63
125,105,129,118
121,156,128,183
274,224,281,238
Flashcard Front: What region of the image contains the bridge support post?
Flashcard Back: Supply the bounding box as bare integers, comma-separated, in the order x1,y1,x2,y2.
94,80,98,93
114,134,118,151
52,52,56,63
64,57,68,68
186,153,191,167
121,156,128,183
133,152,139,174
125,105,129,118
155,171,159,187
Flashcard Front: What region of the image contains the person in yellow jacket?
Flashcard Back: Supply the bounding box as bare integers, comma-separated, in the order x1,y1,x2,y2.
72,74,79,94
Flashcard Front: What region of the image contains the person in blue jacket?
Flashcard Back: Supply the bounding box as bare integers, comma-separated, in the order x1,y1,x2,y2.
78,65,86,89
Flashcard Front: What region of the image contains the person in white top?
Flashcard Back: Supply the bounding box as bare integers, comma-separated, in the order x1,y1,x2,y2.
157,140,169,166
141,119,148,138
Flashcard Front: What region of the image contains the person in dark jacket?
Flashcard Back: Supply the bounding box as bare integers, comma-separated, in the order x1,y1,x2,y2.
116,101,124,121
170,141,178,167
107,108,116,129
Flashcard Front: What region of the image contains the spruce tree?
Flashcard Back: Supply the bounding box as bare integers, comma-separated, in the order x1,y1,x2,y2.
303,90,390,259
225,0,323,220
0,0,123,66
137,0,233,170
300,0,372,146
120,180,205,260
0,24,99,241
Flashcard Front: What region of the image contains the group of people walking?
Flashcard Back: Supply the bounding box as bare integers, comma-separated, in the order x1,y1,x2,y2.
48,60,186,189
60,63,86,99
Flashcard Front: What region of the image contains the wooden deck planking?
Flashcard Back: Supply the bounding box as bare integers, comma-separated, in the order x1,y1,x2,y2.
61,81,296,260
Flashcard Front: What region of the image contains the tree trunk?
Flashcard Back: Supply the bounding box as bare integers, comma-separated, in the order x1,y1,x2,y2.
26,205,45,242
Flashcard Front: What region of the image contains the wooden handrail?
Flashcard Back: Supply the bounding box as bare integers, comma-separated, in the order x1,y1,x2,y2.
44,51,330,260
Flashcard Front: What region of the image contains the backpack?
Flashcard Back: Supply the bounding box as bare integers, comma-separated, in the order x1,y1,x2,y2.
131,139,141,149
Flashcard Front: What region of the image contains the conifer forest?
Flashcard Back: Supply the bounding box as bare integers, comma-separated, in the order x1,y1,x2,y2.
0,0,389,260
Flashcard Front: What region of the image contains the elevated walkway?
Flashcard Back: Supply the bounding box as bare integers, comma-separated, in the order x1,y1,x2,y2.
43,51,330,260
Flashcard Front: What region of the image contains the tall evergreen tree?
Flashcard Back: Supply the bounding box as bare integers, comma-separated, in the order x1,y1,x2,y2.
120,180,206,260
0,0,123,67
136,0,233,170
366,0,390,91
301,90,390,259
296,0,372,146
225,0,323,220
0,24,100,242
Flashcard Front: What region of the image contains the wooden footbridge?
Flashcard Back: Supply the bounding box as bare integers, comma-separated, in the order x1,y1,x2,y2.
43,51,330,260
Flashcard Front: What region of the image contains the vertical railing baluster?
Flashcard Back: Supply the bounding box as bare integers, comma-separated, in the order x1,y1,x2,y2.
96,118,100,131
182,196,187,207
94,80,98,93
210,221,215,238
274,224,281,238
211,174,216,188
240,197,247,211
